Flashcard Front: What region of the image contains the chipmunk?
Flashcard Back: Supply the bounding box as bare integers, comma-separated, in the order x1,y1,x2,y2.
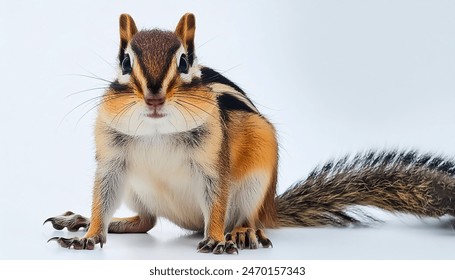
44,13,455,254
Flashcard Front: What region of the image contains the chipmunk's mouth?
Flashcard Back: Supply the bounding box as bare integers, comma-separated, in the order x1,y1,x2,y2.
146,111,166,119
144,103,166,119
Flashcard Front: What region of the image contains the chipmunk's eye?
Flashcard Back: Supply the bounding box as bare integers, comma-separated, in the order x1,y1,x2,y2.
178,53,189,74
121,53,132,75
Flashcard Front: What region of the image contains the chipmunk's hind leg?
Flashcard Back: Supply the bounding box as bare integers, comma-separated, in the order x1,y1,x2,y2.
108,215,156,233
44,212,156,233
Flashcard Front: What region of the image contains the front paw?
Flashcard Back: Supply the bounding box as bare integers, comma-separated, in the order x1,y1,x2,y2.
47,233,105,250
197,238,232,254
43,211,90,232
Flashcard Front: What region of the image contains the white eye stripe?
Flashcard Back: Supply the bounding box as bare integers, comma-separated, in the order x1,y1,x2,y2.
175,45,186,68
118,45,135,84
175,45,192,82
125,46,134,69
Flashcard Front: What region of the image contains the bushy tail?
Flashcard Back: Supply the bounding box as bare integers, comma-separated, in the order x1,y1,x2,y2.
277,150,455,227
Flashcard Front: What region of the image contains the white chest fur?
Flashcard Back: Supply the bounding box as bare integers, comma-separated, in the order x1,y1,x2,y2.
123,137,206,231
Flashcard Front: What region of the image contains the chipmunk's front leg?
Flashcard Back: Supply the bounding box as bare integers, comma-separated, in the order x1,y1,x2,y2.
49,159,126,250
197,179,231,254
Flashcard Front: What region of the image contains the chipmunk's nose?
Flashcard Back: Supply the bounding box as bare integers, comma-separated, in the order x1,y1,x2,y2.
145,96,165,107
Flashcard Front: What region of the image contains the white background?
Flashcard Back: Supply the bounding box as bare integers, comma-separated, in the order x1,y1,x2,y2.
0,0,455,260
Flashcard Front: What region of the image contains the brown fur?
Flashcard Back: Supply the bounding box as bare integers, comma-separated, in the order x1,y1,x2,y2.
109,215,156,233
131,31,180,84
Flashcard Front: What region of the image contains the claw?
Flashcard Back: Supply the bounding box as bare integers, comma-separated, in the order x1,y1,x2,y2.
256,229,273,248
197,238,222,254
43,217,53,226
47,237,74,248
213,242,225,254
225,241,238,254
197,244,213,253
197,239,208,250
47,237,59,243
43,217,66,230
261,239,273,248
257,236,273,248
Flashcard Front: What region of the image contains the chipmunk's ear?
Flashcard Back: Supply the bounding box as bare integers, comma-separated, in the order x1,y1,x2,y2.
175,13,196,65
119,14,138,48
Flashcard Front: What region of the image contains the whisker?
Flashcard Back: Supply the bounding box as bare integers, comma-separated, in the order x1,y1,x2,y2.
171,103,189,131
175,101,225,143
173,94,218,106
195,37,216,51
175,92,215,98
177,86,240,97
128,107,138,132
91,51,117,70
120,102,138,123
110,101,137,126
79,66,113,84
187,37,216,62
174,91,214,98
177,99,218,121
63,73,112,84
75,94,136,126
175,101,199,125
174,90,218,105
65,87,110,98
175,88,215,94
134,119,145,136
59,95,108,128
174,92,227,128
166,118,179,133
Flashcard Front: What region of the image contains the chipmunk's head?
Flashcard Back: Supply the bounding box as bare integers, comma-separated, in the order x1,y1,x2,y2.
101,13,216,136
